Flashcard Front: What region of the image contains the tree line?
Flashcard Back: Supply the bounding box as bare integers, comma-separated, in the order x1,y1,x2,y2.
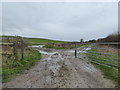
87,33,119,43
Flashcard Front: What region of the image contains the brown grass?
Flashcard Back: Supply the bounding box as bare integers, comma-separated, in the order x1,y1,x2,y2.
97,45,119,55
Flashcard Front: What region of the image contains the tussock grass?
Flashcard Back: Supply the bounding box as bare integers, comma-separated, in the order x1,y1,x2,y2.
44,44,87,49
44,45,75,49
2,48,41,82
1,36,41,82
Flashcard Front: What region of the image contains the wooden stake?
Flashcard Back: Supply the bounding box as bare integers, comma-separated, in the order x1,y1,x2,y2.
13,41,18,60
21,38,24,60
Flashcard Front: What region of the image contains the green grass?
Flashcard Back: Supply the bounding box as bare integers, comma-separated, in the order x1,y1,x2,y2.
1,35,68,45
85,46,119,87
92,63,119,87
25,38,68,45
2,48,41,82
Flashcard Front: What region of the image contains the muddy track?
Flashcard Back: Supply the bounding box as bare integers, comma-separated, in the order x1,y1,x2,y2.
3,47,115,88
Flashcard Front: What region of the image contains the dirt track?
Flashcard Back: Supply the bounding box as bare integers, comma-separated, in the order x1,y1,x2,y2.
3,47,115,88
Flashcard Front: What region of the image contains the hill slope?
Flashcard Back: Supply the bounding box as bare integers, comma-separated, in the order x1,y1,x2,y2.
26,38,68,44
1,35,68,45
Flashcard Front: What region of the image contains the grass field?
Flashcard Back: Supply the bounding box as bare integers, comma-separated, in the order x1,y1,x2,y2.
25,38,68,45
1,35,68,45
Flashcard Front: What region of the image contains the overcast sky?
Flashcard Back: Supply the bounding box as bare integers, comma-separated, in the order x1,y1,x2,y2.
2,2,118,41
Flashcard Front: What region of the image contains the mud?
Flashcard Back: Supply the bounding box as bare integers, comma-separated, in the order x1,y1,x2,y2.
3,46,115,88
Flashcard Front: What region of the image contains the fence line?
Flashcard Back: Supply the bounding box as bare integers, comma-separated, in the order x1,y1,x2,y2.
13,41,18,60
79,56,118,70
78,42,120,70
90,60,118,70
2,37,25,60
89,57,119,67
86,52,119,61
89,55,119,64
89,42,120,45
87,51,119,57
21,38,24,60
92,48,120,51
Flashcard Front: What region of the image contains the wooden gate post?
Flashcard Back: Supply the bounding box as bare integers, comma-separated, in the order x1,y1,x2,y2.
21,38,24,60
75,43,77,58
13,41,18,60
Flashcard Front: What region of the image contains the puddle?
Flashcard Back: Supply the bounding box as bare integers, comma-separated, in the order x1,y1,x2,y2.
66,50,75,53
66,50,86,53
78,47,91,53
80,47,91,53
40,51,64,74
30,45,45,48
66,47,91,54
84,48,91,51
78,51,86,53
38,50,58,55
39,50,64,75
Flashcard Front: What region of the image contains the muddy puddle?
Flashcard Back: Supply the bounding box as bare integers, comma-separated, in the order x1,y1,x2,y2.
38,49,65,76
29,45,45,48
38,50,58,55
66,47,91,53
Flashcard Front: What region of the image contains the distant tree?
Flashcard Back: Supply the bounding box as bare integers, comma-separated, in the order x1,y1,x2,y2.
80,38,84,43
104,33,119,42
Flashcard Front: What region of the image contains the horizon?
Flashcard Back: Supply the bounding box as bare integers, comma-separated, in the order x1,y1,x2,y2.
1,34,113,42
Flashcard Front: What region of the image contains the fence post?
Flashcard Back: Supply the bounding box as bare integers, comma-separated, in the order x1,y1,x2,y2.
21,38,24,60
7,37,10,42
13,41,18,60
75,43,77,58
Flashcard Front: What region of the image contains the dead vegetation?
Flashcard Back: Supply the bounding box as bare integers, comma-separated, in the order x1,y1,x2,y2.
97,45,119,55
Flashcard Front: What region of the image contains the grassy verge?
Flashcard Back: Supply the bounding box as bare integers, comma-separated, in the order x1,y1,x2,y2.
92,63,119,87
85,45,119,87
2,48,41,82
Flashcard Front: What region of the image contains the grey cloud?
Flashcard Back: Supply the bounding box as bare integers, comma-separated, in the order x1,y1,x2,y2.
2,2,118,41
